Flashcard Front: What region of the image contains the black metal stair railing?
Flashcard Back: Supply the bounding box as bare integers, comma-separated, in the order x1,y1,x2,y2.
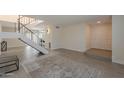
18,15,38,26
18,15,45,47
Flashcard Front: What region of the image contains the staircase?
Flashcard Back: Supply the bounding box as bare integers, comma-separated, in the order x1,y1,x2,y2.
0,16,48,54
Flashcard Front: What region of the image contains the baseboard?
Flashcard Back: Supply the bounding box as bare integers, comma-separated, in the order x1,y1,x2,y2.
91,47,112,51
55,48,87,53
7,46,25,50
112,57,124,65
7,45,26,49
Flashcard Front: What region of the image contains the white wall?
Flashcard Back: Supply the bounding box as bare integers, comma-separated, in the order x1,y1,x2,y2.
112,16,124,65
49,24,62,49
90,24,112,50
85,24,91,50
55,23,112,52
0,24,2,55
59,23,89,52
48,23,112,53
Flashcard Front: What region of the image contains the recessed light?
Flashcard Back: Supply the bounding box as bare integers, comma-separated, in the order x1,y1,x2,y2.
97,21,101,24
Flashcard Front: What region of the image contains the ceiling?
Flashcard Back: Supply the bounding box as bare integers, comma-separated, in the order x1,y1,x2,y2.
0,15,112,28
28,15,112,26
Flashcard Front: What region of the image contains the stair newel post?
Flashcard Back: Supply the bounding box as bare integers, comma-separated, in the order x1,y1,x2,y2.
18,15,21,33
29,18,31,24
15,23,17,32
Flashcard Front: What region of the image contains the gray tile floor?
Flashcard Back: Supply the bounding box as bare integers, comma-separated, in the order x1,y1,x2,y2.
1,46,124,78
85,48,112,61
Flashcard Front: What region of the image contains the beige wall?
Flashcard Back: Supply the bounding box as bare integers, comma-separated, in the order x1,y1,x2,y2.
0,16,18,23
112,16,124,65
2,26,25,48
2,26,16,32
90,24,112,50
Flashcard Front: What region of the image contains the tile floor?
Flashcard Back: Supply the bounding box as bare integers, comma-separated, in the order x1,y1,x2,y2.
0,46,124,78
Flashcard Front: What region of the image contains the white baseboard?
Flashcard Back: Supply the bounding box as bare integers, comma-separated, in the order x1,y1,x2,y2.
112,57,124,65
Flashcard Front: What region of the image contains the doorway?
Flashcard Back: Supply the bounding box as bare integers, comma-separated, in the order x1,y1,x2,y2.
85,23,112,61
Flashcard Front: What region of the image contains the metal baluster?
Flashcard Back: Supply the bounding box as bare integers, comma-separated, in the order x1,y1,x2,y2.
18,15,20,33
14,23,16,32
28,17,30,24
24,17,26,25
30,32,31,40
25,17,26,24
26,17,28,24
